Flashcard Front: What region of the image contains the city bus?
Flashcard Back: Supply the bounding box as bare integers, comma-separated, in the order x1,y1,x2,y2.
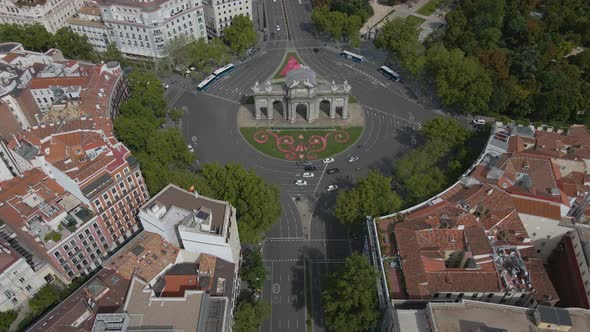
378,65,401,82
340,50,364,62
212,63,235,78
196,75,217,91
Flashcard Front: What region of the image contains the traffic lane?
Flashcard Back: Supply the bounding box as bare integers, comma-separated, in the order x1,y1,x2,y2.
284,0,315,41
205,48,284,100
264,260,306,332
266,0,287,40
262,239,350,261
265,194,303,239
297,48,435,124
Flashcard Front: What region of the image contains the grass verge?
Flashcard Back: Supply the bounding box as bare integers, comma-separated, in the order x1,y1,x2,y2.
416,0,441,16
348,95,358,103
274,52,305,79
305,260,313,332
239,126,363,161
406,15,426,26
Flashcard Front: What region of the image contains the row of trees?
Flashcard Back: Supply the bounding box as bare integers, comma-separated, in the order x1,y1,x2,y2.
375,0,590,125
311,0,373,47
114,72,281,244
0,23,100,62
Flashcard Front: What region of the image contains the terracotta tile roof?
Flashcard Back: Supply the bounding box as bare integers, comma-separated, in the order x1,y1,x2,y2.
16,88,41,126
0,242,21,274
519,246,559,305
0,103,22,139
78,4,101,16
30,76,87,90
0,52,20,64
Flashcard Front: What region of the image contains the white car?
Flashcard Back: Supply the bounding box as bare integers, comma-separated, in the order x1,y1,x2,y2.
347,155,359,163
187,144,194,152
472,119,486,126
327,185,339,192
322,157,334,164
277,25,281,31
294,180,307,186
302,172,315,178
162,83,169,89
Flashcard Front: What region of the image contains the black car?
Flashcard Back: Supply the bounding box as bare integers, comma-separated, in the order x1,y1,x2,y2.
304,165,317,171
296,161,313,167
326,168,340,174
313,48,320,53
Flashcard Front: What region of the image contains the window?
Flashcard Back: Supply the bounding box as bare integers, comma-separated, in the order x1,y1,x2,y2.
487,293,494,299
445,293,451,299
25,285,32,292
19,277,25,283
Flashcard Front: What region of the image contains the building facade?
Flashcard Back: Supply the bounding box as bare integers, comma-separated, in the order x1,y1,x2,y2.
203,0,252,37
0,0,84,33
0,241,47,311
96,0,207,59
139,184,241,265
68,4,110,52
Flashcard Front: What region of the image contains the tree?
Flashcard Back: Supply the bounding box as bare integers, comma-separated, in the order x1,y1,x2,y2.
0,23,53,51
426,44,493,113
100,42,126,65
127,71,167,118
187,38,231,73
53,27,96,61
169,108,184,124
330,0,373,23
322,254,380,332
224,15,256,55
196,163,281,243
233,300,270,332
421,117,469,148
335,170,402,227
29,285,60,315
0,310,17,332
240,248,266,290
374,16,425,74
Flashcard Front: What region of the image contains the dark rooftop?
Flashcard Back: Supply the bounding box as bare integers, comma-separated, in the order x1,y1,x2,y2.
537,306,573,326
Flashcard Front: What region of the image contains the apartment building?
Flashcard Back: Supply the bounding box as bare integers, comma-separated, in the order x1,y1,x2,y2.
0,169,112,281
203,0,251,37
68,4,110,52
0,0,84,33
0,241,47,311
139,184,241,265
96,0,207,59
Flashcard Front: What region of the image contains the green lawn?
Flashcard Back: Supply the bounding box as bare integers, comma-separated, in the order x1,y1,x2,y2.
348,95,358,103
240,126,363,161
274,52,305,79
416,0,441,16
406,15,426,27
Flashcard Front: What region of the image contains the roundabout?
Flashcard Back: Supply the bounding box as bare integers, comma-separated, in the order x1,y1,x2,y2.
163,1,441,330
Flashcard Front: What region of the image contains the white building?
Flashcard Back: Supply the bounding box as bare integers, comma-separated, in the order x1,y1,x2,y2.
139,184,241,264
0,241,47,311
203,0,252,37
68,4,110,52
0,0,84,33
96,0,207,59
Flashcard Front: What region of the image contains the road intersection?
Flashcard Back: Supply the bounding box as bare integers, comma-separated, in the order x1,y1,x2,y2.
163,0,440,330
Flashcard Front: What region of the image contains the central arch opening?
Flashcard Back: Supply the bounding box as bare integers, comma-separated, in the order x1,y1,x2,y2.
296,104,308,121
320,100,331,117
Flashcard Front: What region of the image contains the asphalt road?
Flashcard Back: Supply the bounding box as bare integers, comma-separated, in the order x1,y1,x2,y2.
163,1,440,331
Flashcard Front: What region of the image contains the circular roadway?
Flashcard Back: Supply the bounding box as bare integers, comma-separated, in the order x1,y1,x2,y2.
164,0,440,331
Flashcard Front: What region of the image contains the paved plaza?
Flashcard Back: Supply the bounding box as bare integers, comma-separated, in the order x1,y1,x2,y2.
162,0,441,330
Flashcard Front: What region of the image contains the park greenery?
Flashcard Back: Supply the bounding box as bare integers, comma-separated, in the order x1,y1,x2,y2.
375,0,590,126
194,163,282,244
335,170,402,228
239,127,363,161
240,247,266,291
311,0,373,47
0,23,103,63
223,15,257,55
233,299,271,332
322,253,380,332
165,35,231,76
0,311,16,332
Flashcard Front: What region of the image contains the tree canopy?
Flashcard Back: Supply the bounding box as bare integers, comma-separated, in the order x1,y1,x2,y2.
29,285,60,315
0,310,17,332
312,6,362,47
223,15,256,55
322,253,380,332
233,300,271,332
240,248,266,290
335,170,402,227
420,116,469,148
374,16,425,75
195,163,281,243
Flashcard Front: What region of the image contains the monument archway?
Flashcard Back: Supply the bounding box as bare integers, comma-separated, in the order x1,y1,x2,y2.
295,103,308,121
272,100,285,119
